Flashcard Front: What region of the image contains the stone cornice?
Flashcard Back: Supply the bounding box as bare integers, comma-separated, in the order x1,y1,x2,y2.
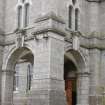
32,27,67,37
33,12,67,37
77,72,91,77
3,11,105,50
35,12,65,24
4,27,105,50
86,0,101,2
81,38,105,49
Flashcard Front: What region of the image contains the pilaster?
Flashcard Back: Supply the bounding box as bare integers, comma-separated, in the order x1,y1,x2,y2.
1,70,15,105
77,72,90,105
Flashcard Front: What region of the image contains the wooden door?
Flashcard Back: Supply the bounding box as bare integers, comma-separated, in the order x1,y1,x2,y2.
65,80,73,105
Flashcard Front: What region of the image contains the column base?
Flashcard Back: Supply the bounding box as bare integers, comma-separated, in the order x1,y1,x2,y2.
1,102,13,105
76,104,89,105
89,95,102,105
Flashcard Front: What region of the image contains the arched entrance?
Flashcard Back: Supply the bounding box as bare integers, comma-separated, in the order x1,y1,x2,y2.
64,56,77,105
64,49,89,105
2,47,34,105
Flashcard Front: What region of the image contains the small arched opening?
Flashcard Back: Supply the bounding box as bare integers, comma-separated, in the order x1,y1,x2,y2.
68,5,73,29
24,3,30,27
75,8,79,31
17,5,22,29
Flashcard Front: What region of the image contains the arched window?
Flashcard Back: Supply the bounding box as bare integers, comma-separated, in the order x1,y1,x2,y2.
27,63,32,91
13,64,19,91
24,3,29,27
17,6,22,29
69,5,73,29
75,8,79,31
17,0,30,29
72,0,76,5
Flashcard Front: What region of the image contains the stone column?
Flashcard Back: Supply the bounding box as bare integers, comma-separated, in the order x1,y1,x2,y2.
28,32,66,105
1,70,15,105
77,72,90,105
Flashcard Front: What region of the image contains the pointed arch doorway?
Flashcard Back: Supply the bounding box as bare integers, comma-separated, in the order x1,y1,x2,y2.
64,49,89,105
64,55,77,105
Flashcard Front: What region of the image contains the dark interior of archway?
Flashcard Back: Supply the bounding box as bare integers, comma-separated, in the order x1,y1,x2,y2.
20,53,34,64
64,57,77,105
13,52,34,91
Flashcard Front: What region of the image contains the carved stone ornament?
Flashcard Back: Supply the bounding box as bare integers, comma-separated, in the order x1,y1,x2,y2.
15,28,26,48
33,32,49,40
71,31,81,50
72,35,80,50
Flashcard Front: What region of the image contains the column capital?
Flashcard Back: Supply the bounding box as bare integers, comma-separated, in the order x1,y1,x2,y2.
77,72,91,77
2,69,15,74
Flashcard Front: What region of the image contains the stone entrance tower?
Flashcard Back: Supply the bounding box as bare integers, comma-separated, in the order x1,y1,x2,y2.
1,0,105,105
